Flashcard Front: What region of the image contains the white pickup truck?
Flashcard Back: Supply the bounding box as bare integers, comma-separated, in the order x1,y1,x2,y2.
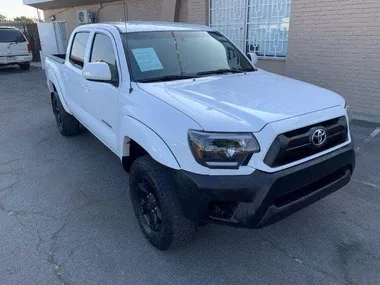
45,21,355,250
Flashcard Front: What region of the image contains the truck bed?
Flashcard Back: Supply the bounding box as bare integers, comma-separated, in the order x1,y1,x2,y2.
46,54,66,64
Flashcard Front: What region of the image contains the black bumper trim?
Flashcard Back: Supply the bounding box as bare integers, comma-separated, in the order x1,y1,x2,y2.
175,143,355,228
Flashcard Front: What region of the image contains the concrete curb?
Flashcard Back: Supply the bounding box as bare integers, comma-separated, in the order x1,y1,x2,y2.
31,62,42,68
351,118,380,128
351,113,380,128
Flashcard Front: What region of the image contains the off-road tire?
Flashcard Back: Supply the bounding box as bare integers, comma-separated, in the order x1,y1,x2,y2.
19,63,30,70
129,155,197,250
51,92,81,136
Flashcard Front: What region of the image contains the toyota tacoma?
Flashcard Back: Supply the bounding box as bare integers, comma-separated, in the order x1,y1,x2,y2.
44,22,355,250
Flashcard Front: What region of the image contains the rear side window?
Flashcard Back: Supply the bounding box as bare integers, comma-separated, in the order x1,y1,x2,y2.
90,33,119,82
0,29,26,43
69,32,90,69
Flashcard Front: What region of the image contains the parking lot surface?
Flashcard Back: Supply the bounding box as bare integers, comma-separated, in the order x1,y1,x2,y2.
1,66,380,285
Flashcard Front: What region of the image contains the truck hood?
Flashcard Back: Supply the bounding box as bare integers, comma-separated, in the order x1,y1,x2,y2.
138,70,345,132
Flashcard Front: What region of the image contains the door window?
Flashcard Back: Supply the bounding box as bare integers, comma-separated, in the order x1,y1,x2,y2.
69,32,90,69
90,33,119,83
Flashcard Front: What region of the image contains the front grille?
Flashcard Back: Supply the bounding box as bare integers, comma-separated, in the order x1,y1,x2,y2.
264,117,348,167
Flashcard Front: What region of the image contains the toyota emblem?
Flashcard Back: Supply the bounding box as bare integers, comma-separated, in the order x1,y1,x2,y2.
311,128,327,146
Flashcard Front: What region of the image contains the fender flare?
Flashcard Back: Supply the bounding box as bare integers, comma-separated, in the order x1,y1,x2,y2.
46,69,72,115
119,116,181,170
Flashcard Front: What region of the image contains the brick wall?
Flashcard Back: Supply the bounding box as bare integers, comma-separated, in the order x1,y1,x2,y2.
44,0,201,34
187,0,208,25
44,0,162,35
178,0,188,22
44,0,208,37
257,59,286,76
286,0,380,116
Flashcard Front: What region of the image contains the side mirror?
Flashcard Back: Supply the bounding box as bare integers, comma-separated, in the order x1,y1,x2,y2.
246,52,258,66
83,62,112,82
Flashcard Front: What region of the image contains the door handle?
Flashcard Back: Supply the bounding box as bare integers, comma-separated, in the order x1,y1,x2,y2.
82,84,89,92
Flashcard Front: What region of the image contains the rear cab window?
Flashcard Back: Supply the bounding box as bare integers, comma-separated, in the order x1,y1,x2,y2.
69,32,90,69
0,28,27,43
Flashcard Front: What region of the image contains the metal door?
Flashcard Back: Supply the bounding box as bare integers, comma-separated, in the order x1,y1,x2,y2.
210,0,292,57
209,0,247,51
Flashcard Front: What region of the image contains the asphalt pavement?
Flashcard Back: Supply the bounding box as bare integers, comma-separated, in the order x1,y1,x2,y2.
1,66,380,285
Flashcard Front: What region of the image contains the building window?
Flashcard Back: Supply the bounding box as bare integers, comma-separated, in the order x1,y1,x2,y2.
247,0,291,57
210,0,292,58
209,0,246,52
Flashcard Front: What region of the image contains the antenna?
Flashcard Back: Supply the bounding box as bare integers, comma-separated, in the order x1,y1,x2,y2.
123,0,133,94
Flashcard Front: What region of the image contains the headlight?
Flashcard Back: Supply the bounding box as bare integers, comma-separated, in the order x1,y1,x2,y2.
188,130,260,169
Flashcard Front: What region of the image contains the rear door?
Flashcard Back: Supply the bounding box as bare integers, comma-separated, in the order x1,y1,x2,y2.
63,31,91,116
0,28,29,57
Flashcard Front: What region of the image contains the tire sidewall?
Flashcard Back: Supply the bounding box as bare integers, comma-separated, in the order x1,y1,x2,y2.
130,162,174,250
51,91,80,136
52,92,64,132
19,63,30,70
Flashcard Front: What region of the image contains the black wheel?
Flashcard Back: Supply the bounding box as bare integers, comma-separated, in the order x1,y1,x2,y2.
51,92,81,136
129,156,197,250
19,63,30,70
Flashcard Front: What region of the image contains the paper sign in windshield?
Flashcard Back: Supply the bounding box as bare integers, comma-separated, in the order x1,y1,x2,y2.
132,48,164,72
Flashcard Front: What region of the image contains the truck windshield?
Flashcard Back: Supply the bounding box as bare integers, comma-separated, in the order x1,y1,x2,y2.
0,29,26,43
122,31,255,83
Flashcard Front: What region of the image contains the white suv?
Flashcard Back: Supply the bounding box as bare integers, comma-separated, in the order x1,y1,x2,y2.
0,26,33,70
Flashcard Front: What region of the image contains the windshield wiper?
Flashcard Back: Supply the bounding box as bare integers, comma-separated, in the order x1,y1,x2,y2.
138,75,196,83
196,68,244,76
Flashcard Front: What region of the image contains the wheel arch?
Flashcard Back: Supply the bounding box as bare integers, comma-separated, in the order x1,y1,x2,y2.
47,70,72,115
120,116,181,172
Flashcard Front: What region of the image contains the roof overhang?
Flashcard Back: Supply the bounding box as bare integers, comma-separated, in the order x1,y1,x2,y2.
23,0,116,10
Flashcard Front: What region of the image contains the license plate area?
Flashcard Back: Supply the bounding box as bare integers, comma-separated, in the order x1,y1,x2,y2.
0,56,16,63
272,166,350,208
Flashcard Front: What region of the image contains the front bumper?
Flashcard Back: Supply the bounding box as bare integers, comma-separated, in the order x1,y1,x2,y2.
0,55,32,65
175,143,355,228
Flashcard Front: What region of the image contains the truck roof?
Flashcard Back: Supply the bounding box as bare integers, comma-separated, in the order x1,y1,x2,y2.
79,21,215,33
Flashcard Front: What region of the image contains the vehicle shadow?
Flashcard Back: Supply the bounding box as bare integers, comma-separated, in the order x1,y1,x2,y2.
55,127,380,285
48,132,353,285
0,65,24,74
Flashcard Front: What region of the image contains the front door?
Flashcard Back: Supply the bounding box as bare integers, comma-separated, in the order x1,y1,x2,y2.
83,31,120,152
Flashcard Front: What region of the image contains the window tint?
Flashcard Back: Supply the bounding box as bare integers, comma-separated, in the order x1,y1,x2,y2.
90,33,118,82
0,29,26,43
69,32,90,69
